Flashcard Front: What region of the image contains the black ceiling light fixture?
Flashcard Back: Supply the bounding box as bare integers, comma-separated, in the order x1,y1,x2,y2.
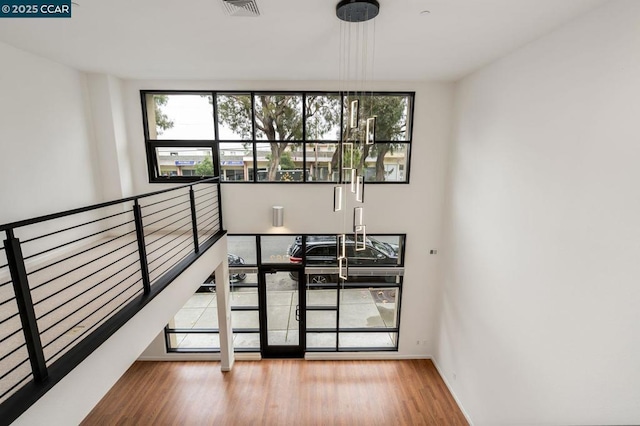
336,0,380,22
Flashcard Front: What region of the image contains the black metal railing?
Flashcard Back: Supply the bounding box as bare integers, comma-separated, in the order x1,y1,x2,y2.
0,177,224,424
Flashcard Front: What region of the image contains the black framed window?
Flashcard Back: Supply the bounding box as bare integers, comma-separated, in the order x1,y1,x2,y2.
142,91,415,184
165,234,405,353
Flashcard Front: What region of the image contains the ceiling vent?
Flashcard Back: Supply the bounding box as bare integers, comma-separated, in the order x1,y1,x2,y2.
221,0,260,17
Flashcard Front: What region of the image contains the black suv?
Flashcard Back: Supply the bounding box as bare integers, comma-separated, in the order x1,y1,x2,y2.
288,236,399,284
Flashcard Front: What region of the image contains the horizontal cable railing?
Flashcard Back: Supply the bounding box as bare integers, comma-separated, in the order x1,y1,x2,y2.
0,177,224,423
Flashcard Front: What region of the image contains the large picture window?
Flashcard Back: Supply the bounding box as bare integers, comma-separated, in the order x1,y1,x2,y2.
142,91,415,184
165,234,404,353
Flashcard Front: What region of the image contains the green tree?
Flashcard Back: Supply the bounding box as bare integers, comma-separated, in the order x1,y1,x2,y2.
347,96,408,181
217,94,340,181
154,95,174,135
267,151,296,170
194,156,214,176
216,93,408,181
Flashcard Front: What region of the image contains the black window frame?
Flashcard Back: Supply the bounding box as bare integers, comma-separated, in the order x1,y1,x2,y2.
141,90,415,185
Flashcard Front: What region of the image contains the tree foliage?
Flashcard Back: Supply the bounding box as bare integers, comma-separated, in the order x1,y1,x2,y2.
154,95,174,135
215,93,408,181
195,156,214,176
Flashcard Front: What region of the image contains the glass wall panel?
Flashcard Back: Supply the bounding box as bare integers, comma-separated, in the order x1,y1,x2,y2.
307,333,337,349
230,288,258,308
216,93,253,140
233,333,260,350
146,93,214,140
360,143,409,182
219,143,252,182
307,311,337,329
305,94,341,141
254,94,303,140
171,293,218,329
154,147,214,178
169,333,220,350
231,311,259,329
339,332,397,349
339,287,399,329
260,235,299,264
305,143,339,182
305,288,337,307
228,236,257,265
255,143,303,182
343,94,411,142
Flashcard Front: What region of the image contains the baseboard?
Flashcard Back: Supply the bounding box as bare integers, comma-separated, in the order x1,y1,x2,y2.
431,358,474,425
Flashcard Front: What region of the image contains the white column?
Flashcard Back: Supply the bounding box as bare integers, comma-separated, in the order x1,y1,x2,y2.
215,244,234,371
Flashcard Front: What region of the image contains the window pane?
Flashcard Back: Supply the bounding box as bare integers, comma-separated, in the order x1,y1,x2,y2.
360,143,409,182
167,332,220,350
301,235,338,266
254,94,303,140
307,333,336,349
368,235,402,260
170,293,217,329
255,143,303,182
305,143,339,182
233,333,260,350
305,94,341,140
307,311,337,329
216,93,252,140
228,236,257,265
305,288,337,307
343,95,411,142
230,288,258,307
339,288,395,328
219,143,252,182
231,311,259,329
155,147,214,177
146,93,214,140
339,332,397,349
261,235,300,264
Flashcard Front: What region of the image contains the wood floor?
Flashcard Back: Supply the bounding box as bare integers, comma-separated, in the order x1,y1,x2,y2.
82,359,468,425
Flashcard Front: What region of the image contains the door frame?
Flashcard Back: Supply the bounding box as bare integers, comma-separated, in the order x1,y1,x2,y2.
258,265,306,358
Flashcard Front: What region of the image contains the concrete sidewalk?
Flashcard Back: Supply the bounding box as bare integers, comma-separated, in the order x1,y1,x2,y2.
170,287,398,351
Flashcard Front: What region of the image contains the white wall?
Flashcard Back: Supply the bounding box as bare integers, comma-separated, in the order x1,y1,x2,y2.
0,42,101,224
86,74,134,201
437,1,640,424
121,79,454,358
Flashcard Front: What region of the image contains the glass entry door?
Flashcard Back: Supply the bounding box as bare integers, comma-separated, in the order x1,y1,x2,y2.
258,267,305,358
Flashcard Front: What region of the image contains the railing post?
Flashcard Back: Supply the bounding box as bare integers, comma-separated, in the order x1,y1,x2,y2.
3,229,48,382
216,179,224,231
189,186,200,253
133,200,151,294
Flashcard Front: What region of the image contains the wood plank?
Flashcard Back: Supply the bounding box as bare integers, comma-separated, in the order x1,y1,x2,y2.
82,359,468,425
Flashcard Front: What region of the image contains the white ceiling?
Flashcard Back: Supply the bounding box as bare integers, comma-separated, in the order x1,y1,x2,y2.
0,0,607,81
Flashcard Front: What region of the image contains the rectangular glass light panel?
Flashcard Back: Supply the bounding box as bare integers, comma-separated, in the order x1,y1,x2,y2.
350,100,359,129
366,117,376,145
333,186,343,211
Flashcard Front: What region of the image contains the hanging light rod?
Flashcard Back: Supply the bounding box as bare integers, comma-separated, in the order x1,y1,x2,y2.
336,0,380,22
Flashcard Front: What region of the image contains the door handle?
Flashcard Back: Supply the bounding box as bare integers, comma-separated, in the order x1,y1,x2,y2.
295,305,300,322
